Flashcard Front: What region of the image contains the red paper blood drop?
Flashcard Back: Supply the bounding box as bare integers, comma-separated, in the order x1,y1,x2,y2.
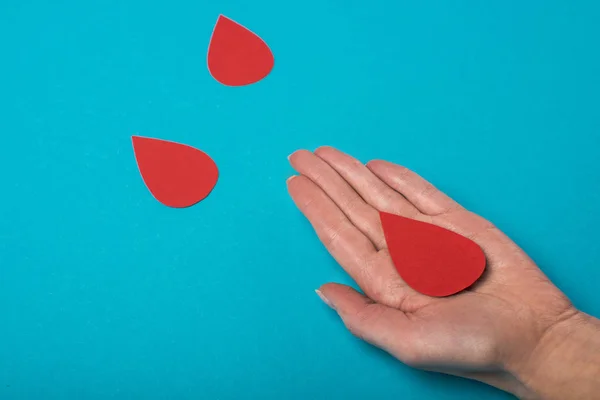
380,211,486,297
132,136,219,208
207,15,274,86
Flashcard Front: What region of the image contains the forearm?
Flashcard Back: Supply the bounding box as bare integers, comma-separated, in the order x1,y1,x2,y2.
512,311,600,400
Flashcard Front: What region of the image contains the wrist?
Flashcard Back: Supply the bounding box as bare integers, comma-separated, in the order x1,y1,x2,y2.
509,310,600,400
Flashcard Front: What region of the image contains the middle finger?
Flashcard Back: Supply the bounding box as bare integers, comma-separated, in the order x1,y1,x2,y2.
315,146,421,218
287,175,433,309
289,150,386,249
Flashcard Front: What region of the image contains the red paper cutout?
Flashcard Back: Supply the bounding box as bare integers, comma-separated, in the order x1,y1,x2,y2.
132,136,219,208
380,211,486,297
207,15,274,86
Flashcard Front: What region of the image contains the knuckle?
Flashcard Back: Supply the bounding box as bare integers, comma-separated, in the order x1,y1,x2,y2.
357,303,384,325
345,304,384,339
301,195,316,210
322,219,350,249
419,182,439,198
394,165,413,181
342,194,364,214
309,169,326,186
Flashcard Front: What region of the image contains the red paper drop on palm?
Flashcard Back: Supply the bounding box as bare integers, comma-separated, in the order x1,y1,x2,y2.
132,136,219,208
380,211,486,297
207,15,274,86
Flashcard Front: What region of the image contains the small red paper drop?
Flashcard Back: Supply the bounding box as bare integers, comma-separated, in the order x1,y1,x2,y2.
132,136,219,208
380,211,486,297
207,15,274,86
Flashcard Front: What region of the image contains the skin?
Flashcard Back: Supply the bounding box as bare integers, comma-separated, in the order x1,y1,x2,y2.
286,146,600,399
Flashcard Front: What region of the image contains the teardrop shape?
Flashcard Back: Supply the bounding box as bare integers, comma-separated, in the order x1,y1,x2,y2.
132,136,219,208
207,15,274,86
380,211,486,297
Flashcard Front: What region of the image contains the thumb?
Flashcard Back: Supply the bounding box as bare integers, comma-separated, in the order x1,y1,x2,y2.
317,283,420,364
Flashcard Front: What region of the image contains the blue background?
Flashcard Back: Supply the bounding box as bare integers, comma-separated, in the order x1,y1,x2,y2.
1,0,599,398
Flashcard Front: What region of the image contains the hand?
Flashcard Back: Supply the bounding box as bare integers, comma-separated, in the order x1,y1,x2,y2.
287,147,600,399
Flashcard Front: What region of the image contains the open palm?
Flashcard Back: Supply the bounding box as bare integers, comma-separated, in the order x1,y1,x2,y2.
287,147,577,396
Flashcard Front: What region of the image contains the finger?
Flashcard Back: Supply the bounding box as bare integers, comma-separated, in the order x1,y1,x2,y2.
366,160,463,216
287,176,379,290
288,175,426,307
363,160,515,276
289,150,386,249
314,146,420,218
317,283,422,365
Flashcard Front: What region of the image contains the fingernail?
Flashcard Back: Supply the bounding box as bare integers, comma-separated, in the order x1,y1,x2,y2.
315,289,334,309
286,175,296,184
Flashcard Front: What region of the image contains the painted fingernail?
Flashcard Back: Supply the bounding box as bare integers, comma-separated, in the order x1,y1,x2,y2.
315,289,334,309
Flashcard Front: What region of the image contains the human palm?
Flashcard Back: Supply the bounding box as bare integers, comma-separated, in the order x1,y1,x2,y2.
287,146,577,397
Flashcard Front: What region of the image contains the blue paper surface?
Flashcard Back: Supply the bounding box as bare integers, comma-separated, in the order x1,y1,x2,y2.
1,1,599,398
